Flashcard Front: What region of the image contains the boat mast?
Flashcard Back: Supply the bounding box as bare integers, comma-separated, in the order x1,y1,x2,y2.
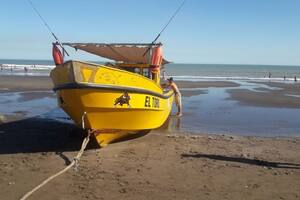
143,0,187,56
27,0,69,56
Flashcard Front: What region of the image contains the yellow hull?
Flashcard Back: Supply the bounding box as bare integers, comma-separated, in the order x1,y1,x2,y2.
50,61,174,146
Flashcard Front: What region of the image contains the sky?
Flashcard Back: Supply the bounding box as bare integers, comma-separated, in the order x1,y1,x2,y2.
0,0,300,65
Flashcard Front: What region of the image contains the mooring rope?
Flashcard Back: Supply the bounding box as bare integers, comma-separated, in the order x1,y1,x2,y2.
20,112,90,200
20,131,91,200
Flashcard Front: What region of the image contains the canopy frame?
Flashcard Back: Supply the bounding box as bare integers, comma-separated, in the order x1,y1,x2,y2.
62,42,168,65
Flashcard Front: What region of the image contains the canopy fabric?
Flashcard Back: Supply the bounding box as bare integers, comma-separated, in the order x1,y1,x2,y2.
63,43,168,64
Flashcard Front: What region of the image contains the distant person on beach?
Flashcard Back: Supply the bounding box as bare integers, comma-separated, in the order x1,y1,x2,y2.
283,75,286,81
268,72,272,78
162,70,166,80
295,76,297,82
162,77,182,117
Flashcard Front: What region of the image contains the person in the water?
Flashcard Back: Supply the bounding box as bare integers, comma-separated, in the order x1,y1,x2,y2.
163,77,182,117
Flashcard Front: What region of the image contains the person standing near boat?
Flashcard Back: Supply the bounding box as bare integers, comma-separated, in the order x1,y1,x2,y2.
164,77,182,117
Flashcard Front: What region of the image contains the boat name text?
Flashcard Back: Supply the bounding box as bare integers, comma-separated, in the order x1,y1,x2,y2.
145,96,160,108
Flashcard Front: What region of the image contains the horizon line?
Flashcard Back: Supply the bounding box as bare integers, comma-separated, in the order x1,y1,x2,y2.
0,58,299,67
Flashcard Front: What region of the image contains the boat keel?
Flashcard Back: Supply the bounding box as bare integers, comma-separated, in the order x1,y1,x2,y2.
91,129,138,147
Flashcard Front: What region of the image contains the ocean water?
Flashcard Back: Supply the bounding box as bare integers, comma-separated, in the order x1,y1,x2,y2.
0,59,54,66
165,63,300,81
0,59,55,76
1,59,300,81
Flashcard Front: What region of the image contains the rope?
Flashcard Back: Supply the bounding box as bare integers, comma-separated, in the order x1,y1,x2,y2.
82,111,87,130
20,131,91,200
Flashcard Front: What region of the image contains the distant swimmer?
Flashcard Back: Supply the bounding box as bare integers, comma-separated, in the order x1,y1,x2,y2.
163,77,182,117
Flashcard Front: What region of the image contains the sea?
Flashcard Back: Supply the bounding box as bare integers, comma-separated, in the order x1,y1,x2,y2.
1,59,300,137
166,63,300,82
1,59,300,81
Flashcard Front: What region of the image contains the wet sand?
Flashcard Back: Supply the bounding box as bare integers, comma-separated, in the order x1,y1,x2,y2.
228,82,300,108
0,76,300,199
180,89,208,97
175,80,240,88
251,81,300,96
0,75,53,92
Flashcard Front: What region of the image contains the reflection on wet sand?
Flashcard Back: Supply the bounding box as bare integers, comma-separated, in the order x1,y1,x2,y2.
0,91,57,121
158,116,182,133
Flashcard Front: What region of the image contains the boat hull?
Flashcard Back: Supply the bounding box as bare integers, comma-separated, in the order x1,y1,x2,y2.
57,88,173,130
51,61,174,146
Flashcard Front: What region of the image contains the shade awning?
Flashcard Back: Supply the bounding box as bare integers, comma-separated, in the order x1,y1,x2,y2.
63,43,168,64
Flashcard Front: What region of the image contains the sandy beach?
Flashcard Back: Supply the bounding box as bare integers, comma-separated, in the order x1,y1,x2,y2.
0,122,299,200
0,75,300,200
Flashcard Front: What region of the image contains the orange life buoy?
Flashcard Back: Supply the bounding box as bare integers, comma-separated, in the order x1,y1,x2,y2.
52,43,64,65
151,46,163,66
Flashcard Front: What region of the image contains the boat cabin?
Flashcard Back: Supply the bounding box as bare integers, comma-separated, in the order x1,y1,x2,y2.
61,43,168,84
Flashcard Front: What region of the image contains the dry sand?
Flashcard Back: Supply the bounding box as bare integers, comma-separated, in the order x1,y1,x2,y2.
0,122,299,200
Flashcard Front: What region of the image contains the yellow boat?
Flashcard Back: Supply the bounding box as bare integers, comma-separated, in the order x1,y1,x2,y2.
50,43,174,147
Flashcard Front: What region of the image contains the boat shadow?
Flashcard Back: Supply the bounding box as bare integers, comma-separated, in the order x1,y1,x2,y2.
181,153,300,170
0,115,151,155
0,116,100,155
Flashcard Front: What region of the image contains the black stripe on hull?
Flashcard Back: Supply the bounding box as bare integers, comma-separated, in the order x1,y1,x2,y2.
53,83,174,99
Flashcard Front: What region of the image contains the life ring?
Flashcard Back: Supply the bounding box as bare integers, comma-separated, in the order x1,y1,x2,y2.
52,43,64,65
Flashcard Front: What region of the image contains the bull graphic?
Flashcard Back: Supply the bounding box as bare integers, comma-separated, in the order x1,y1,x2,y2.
114,92,131,108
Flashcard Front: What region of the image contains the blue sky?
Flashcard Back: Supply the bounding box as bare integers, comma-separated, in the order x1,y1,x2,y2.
0,0,300,65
